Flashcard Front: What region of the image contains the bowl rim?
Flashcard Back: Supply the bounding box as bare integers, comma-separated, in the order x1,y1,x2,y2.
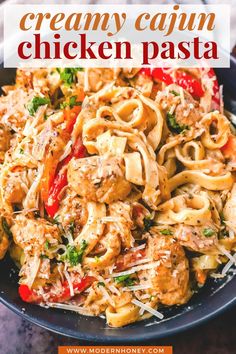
0,278,235,342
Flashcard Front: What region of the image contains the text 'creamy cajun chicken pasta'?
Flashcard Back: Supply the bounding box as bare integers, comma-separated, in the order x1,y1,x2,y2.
0,67,235,327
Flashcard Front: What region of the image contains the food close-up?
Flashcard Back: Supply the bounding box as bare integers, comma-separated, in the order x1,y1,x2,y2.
0,66,235,328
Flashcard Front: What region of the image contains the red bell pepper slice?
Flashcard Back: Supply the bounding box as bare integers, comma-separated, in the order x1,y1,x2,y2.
206,68,220,110
140,67,220,109
41,91,84,213
221,135,236,159
45,136,86,218
140,68,204,99
19,276,95,304
45,171,68,218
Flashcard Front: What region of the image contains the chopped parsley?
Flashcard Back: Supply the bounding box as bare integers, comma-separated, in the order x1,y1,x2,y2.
170,90,180,96
202,228,215,237
97,282,105,287
19,148,24,154
40,254,49,259
219,212,225,225
1,217,13,238
69,221,76,235
60,95,82,109
51,215,60,225
167,112,189,134
143,216,156,232
58,68,84,86
27,96,50,116
68,95,82,108
114,274,135,287
160,229,173,236
45,240,50,249
61,240,87,266
219,228,229,239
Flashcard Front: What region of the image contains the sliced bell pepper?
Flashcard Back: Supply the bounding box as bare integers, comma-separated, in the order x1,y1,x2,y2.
45,136,86,218
140,68,204,99
206,67,220,110
19,275,95,304
221,135,236,159
140,67,220,109
45,170,68,218
42,89,85,217
64,89,84,134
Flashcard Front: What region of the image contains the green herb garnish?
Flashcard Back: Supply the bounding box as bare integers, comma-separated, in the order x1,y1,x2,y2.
167,112,189,134
143,216,156,232
219,228,229,239
69,221,75,235
160,229,173,235
97,282,105,287
19,148,24,154
40,254,49,259
45,240,50,249
202,228,215,237
170,90,180,96
27,96,50,116
60,95,82,110
58,68,83,86
68,95,82,108
219,212,225,225
114,274,135,287
62,240,88,266
1,217,13,238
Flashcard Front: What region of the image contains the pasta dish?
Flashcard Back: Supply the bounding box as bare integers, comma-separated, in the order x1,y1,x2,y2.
0,66,235,327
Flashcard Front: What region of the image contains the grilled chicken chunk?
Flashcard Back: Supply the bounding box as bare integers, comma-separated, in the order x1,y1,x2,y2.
68,156,131,204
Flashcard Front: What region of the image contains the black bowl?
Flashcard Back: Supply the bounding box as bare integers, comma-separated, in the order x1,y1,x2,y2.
0,62,236,343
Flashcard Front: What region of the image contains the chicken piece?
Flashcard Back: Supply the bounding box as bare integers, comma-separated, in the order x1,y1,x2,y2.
145,234,191,306
15,69,33,90
126,70,153,97
11,215,61,256
56,190,88,234
3,168,37,205
9,243,24,268
223,183,236,230
0,124,10,161
68,156,131,204
16,68,60,96
84,230,121,269
4,170,27,204
156,84,202,128
0,231,9,260
175,224,219,254
81,68,120,93
109,202,134,248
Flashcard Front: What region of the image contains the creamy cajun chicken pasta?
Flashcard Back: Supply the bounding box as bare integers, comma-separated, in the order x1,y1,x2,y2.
0,67,236,327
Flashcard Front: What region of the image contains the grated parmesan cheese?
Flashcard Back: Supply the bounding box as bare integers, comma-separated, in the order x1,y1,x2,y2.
111,261,160,277
64,270,74,297
221,252,236,275
123,284,152,292
131,299,164,320
217,245,236,265
49,302,93,316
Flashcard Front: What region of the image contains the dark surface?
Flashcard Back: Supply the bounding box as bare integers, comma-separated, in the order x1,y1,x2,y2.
0,60,236,345
0,302,235,354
